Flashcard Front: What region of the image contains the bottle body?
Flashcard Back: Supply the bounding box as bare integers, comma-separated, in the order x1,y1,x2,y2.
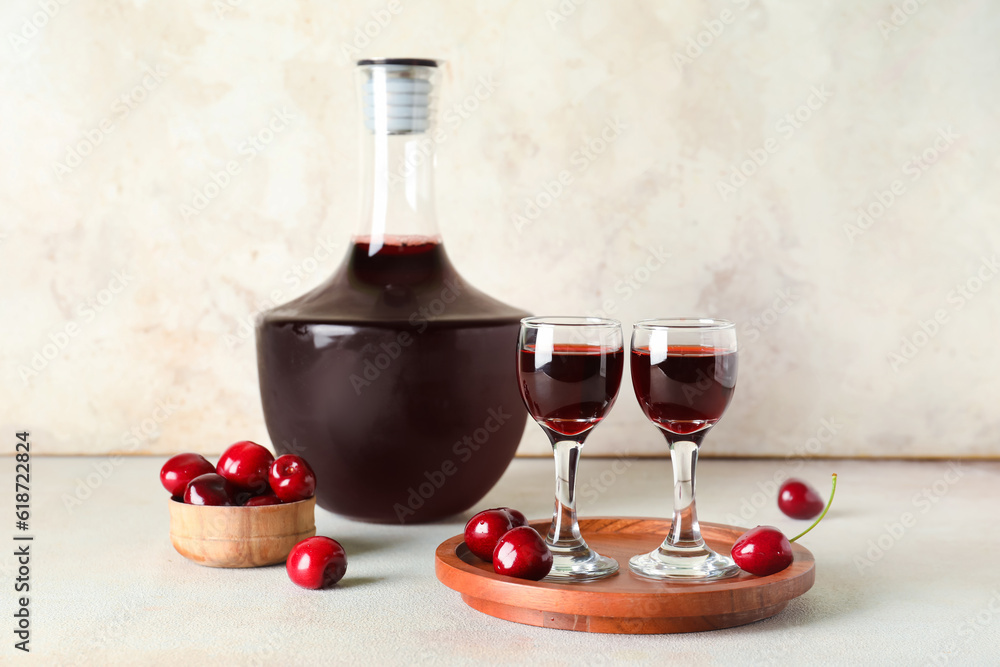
257,239,528,523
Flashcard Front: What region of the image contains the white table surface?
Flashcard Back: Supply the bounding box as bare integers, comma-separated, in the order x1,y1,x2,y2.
11,457,999,665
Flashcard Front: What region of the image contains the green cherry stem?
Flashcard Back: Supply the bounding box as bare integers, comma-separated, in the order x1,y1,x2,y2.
790,473,837,543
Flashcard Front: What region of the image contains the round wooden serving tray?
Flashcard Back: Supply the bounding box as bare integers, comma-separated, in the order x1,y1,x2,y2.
435,517,815,634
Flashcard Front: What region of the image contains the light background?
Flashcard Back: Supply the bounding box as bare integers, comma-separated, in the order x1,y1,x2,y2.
2,0,998,458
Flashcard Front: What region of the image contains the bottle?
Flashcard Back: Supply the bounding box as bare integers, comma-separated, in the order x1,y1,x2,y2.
256,58,529,524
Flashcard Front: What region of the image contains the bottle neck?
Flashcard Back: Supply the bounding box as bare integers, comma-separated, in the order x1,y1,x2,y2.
356,132,440,254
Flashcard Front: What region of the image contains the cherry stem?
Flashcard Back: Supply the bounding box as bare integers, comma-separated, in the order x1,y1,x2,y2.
789,473,837,543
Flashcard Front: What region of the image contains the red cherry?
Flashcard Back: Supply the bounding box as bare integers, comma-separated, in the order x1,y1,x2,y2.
217,441,274,495
184,473,236,506
778,479,825,520
286,537,347,589
244,494,282,506
731,526,793,576
269,455,317,503
732,473,838,576
464,509,517,561
160,453,215,497
499,507,528,527
493,526,553,581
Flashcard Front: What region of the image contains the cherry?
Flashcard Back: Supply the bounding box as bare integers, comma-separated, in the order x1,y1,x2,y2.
217,441,274,495
732,473,837,576
731,526,793,576
160,453,215,497
500,508,528,528
286,537,348,589
184,473,237,506
464,509,517,561
244,494,282,506
778,478,825,520
269,455,317,503
493,526,553,581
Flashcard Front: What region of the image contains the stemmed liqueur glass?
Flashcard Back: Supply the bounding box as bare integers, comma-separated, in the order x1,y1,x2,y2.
517,317,624,581
629,318,740,580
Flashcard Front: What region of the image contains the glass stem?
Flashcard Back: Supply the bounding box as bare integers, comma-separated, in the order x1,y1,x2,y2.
665,438,705,549
547,437,586,550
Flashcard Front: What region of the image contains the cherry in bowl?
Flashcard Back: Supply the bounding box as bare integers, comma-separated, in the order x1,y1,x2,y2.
244,494,282,506
217,441,274,495
160,453,216,497
269,455,317,503
184,473,237,506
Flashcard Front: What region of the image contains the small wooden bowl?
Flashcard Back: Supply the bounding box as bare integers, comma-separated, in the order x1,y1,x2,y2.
168,497,316,568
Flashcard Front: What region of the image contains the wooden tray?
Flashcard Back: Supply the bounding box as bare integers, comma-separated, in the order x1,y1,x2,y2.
435,517,815,634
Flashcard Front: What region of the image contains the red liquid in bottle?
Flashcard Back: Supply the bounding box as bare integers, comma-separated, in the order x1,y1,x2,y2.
257,237,529,523
630,345,737,436
517,344,624,437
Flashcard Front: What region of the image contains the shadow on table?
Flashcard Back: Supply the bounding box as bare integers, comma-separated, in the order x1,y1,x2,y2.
337,576,382,589
332,536,397,558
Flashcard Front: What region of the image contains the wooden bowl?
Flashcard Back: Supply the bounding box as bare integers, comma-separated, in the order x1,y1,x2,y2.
168,497,316,568
436,517,815,634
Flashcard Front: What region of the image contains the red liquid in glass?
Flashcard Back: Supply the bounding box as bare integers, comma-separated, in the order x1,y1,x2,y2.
631,345,737,436
257,237,529,523
517,344,624,437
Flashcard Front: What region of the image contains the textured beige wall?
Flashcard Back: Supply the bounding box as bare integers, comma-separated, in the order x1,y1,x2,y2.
3,1,998,458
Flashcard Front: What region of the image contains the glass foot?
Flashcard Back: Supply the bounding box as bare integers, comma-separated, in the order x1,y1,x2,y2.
544,544,619,582
629,544,740,581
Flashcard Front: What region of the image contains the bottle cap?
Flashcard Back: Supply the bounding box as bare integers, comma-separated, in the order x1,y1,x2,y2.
357,59,438,135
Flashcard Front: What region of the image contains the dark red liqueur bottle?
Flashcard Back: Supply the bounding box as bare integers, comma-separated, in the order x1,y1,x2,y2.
256,59,529,524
